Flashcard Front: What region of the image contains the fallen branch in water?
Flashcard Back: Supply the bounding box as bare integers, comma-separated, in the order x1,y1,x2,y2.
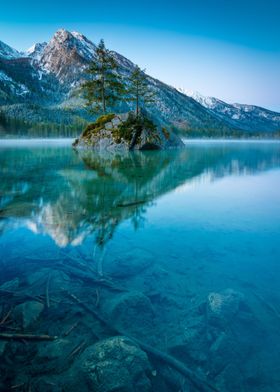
70,293,218,392
45,274,51,308
67,340,86,360
0,333,57,341
129,337,218,392
0,308,13,325
0,289,44,304
63,321,79,337
67,292,113,329
59,264,128,292
95,289,100,308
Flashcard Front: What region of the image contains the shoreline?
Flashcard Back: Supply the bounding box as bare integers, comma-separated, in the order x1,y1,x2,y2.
0,137,280,145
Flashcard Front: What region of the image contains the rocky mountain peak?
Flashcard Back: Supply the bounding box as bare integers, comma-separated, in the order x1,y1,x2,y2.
38,29,94,83
26,42,47,61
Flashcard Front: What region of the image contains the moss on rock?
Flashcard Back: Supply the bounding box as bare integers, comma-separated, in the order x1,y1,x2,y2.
74,112,183,150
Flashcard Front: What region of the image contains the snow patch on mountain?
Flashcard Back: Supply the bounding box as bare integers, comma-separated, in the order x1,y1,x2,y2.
0,40,21,59
176,88,218,109
0,70,13,83
71,31,96,60
26,42,47,62
177,88,280,131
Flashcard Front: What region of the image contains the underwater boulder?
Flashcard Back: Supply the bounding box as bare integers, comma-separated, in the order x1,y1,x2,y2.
37,338,73,363
14,300,44,328
105,291,155,338
103,248,154,278
207,289,244,327
68,336,152,392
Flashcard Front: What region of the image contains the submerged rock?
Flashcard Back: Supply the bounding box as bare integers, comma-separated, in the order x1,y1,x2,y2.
0,341,7,357
207,289,244,326
73,112,183,151
103,248,154,278
68,336,152,392
14,300,44,328
37,339,73,362
105,291,155,338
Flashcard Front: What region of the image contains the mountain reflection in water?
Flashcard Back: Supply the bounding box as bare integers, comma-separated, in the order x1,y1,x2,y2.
1,142,280,248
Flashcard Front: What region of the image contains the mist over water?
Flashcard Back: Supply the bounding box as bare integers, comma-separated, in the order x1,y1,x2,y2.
0,141,280,391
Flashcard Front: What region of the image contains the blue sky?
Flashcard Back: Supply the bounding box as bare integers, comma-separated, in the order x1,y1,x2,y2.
0,0,279,110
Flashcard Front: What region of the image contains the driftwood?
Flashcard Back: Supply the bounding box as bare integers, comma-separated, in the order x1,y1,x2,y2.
0,333,57,341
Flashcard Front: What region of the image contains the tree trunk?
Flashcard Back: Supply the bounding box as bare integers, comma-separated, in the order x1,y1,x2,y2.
136,83,139,117
101,71,106,114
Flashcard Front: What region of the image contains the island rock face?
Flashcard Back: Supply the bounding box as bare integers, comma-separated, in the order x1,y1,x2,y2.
73,113,184,151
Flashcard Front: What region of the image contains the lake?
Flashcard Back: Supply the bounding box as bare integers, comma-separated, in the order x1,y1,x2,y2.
0,140,280,391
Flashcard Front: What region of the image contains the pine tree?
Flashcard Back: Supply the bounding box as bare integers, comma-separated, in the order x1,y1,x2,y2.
127,66,155,116
82,39,125,114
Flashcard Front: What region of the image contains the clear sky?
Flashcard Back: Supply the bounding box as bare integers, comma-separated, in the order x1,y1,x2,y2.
0,0,279,111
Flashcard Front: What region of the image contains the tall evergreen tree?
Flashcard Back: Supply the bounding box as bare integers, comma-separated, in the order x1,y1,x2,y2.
82,39,125,114
127,66,155,116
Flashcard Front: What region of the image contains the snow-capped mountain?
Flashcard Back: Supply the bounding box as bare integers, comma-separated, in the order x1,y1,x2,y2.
26,42,47,62
0,40,21,59
179,89,280,132
39,29,96,83
0,30,279,136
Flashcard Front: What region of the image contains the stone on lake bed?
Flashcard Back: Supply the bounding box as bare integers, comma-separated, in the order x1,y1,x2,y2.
14,300,44,328
103,248,154,278
105,291,155,337
207,289,244,326
37,339,73,362
69,336,152,392
0,341,7,356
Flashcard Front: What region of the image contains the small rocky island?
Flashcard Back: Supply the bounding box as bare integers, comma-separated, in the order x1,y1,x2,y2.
73,113,184,151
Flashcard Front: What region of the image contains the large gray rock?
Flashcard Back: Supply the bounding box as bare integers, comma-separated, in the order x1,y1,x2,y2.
68,336,152,392
73,113,184,151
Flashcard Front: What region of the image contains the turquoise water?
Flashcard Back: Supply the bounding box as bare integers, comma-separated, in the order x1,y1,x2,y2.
0,140,280,391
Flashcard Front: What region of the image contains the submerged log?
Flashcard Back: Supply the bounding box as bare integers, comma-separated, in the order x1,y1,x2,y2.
129,337,218,392
0,333,57,341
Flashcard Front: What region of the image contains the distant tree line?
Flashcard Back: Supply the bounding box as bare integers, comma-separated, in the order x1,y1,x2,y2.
0,111,87,138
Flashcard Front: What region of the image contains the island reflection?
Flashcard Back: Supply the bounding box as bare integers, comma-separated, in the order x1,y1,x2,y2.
0,142,280,248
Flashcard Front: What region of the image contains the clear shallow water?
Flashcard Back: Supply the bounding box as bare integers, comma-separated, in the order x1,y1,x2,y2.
0,140,280,391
